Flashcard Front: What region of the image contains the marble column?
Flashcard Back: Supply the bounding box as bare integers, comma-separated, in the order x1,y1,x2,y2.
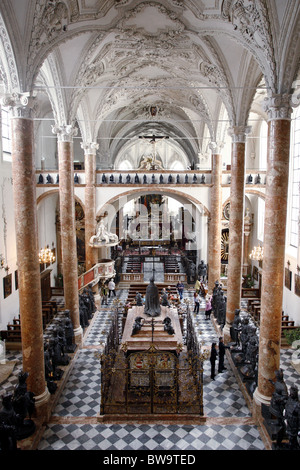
81,142,99,271
2,94,50,411
208,143,223,293
52,124,82,345
253,94,292,409
224,126,251,340
242,208,252,276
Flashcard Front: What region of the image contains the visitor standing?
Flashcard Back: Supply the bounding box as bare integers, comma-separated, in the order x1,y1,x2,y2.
210,342,218,380
218,337,231,373
176,281,184,300
205,295,212,320
100,283,108,305
194,291,200,313
108,278,116,297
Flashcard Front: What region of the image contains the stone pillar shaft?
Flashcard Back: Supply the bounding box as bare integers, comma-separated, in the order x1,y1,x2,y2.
11,115,48,402
54,126,82,343
83,143,98,271
225,139,246,329
208,149,222,293
255,117,291,403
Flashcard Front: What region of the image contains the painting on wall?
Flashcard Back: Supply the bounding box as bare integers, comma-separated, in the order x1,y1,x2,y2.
285,267,292,290
3,273,12,299
295,274,300,297
15,270,18,290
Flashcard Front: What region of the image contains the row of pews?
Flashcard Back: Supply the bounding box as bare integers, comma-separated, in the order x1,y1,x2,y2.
1,297,62,349
164,256,180,273
247,297,298,343
125,282,178,306
125,257,143,273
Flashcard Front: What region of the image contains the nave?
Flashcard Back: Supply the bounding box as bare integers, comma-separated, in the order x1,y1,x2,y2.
2,287,299,452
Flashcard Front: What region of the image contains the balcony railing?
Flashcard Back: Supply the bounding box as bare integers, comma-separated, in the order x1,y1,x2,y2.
36,169,266,187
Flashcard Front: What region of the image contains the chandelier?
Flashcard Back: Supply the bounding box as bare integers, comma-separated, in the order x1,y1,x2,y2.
39,246,55,264
249,245,264,261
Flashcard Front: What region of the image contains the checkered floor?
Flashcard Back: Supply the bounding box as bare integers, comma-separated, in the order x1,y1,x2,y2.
1,287,299,452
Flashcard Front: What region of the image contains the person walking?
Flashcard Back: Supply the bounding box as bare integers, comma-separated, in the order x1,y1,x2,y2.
205,294,212,320
218,336,231,373
210,342,218,380
176,281,184,300
194,291,200,314
100,283,108,305
108,278,116,297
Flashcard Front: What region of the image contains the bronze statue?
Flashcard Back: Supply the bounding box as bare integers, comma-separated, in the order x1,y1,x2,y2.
0,393,18,450
269,369,288,425
144,278,161,317
163,317,174,335
285,385,300,450
135,292,143,306
231,309,242,346
131,316,143,336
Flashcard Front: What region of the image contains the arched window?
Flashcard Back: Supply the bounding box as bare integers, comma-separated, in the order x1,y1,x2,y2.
1,106,12,161
259,120,268,171
257,197,265,242
290,107,300,248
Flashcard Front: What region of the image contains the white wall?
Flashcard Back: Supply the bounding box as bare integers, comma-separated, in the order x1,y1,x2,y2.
37,194,59,286
0,161,19,331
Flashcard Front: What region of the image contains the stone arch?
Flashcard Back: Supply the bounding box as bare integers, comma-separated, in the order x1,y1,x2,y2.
96,187,210,221
36,188,85,211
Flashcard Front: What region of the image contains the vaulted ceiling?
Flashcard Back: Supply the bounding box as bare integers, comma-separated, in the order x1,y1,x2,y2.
0,0,300,167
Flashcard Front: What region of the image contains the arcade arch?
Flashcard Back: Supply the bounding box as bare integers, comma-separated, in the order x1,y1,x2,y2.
95,188,210,263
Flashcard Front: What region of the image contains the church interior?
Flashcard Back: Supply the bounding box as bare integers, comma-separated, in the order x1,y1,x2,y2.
0,0,300,454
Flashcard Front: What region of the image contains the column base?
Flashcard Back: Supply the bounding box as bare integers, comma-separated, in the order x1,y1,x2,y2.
34,386,51,419
74,326,83,346
34,386,50,407
253,387,271,407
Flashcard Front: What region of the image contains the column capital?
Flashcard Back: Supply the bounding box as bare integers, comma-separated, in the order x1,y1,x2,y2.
52,123,78,142
81,141,99,155
262,93,293,120
0,92,38,118
208,141,224,154
227,126,252,143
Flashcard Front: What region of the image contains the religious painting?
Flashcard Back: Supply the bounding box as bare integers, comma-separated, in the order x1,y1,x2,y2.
149,105,158,117
3,273,12,299
253,265,258,281
221,229,229,263
75,202,85,263
285,267,292,290
223,202,230,220
295,274,300,297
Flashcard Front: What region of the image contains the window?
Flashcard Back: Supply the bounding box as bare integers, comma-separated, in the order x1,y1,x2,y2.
290,109,300,248
257,197,265,242
259,120,268,170
1,107,12,161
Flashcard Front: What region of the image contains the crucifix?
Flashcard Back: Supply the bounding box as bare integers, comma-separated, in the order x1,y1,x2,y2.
143,317,162,343
139,134,169,168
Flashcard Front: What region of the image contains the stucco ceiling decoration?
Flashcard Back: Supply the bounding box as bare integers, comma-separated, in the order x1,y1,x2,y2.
1,0,299,169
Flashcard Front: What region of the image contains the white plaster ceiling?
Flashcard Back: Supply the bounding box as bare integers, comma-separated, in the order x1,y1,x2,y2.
0,0,299,168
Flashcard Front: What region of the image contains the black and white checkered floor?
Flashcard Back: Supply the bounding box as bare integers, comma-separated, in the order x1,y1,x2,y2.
1,288,299,453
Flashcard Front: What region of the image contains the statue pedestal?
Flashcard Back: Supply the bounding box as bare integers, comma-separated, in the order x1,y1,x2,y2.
122,306,183,353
